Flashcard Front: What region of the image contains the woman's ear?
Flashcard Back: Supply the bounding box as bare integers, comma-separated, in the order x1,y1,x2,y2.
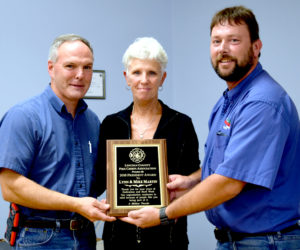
160,72,167,86
123,71,130,87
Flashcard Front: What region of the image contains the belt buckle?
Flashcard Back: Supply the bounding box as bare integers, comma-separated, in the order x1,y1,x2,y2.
70,220,82,231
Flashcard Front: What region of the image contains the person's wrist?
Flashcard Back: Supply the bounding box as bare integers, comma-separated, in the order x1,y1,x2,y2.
159,206,174,225
189,172,201,187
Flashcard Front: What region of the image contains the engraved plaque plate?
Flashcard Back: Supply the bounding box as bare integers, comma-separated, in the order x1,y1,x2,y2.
106,139,169,216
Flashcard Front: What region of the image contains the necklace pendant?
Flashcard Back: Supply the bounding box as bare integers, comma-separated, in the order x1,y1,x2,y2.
139,133,143,139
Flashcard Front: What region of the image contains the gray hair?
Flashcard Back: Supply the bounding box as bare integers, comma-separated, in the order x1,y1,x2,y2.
122,37,168,73
48,34,94,62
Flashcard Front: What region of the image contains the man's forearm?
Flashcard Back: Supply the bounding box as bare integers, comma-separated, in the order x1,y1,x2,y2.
0,168,78,211
0,168,116,222
166,173,246,219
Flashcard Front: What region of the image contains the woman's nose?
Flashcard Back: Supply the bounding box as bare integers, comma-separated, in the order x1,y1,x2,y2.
140,72,148,83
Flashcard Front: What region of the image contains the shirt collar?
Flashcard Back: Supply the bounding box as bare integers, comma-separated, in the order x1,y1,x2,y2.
44,84,88,115
225,63,263,101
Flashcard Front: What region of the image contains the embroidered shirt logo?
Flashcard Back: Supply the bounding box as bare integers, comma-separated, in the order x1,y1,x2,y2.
223,118,231,130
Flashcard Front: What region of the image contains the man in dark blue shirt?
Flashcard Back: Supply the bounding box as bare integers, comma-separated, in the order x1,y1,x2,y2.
0,34,115,249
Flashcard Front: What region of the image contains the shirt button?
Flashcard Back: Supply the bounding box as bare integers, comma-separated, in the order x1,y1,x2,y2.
75,141,78,145
77,162,80,166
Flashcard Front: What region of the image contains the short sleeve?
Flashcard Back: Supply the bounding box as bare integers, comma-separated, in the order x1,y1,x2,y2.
0,107,38,176
215,101,289,189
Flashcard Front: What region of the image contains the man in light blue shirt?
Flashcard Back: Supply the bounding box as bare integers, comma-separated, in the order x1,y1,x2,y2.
0,34,115,249
122,6,300,250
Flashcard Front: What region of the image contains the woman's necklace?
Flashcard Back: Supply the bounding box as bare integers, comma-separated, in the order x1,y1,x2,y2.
132,105,157,139
137,116,155,139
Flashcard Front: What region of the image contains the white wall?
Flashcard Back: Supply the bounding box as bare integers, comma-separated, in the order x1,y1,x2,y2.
1,0,299,249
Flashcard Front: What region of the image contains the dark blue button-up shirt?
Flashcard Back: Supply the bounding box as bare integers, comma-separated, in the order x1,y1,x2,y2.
0,85,100,218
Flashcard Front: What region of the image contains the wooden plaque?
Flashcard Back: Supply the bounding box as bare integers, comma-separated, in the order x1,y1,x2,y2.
106,139,169,216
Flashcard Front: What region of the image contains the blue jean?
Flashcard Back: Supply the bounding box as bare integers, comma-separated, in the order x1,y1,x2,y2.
13,220,96,249
216,228,300,250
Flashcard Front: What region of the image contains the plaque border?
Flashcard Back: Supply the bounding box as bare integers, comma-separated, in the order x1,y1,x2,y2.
106,139,169,216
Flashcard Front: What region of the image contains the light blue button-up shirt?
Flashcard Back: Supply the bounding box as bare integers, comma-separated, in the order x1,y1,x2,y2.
203,63,300,233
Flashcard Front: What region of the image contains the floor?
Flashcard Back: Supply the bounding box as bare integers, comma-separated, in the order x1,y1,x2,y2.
0,240,11,250
97,239,104,249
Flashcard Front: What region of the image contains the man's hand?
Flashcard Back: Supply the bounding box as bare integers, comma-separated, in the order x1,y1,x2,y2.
74,197,116,222
0,169,116,222
120,207,160,228
168,174,196,201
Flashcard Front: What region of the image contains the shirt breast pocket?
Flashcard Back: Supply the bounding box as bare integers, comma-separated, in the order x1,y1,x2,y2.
210,132,229,172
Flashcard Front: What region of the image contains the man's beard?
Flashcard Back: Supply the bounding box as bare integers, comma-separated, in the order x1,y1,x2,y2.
212,48,254,82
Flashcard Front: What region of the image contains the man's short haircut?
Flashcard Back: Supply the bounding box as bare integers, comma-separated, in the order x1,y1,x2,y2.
210,6,260,43
122,37,168,73
48,34,94,62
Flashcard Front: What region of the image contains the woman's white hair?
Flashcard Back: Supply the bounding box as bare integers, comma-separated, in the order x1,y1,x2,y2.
122,37,168,73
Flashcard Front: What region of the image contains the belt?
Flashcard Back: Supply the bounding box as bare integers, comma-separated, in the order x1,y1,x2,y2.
22,219,87,231
214,223,300,243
